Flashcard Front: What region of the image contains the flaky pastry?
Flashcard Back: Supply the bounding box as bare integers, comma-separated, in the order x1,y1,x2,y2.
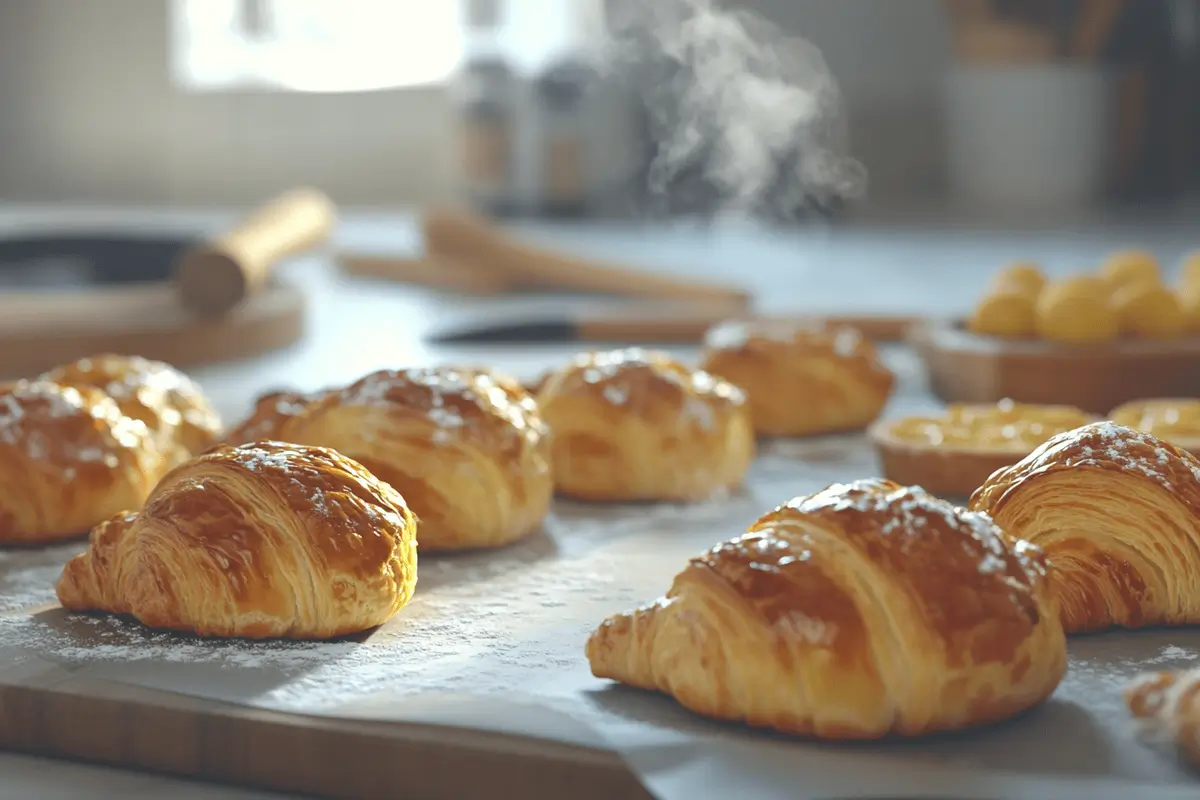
1125,668,1200,770
1109,398,1200,454
0,380,164,544
699,321,895,437
537,348,754,501
41,354,222,463
56,441,417,639
587,479,1066,739
227,367,552,551
970,421,1200,633
224,388,330,445
869,399,1096,497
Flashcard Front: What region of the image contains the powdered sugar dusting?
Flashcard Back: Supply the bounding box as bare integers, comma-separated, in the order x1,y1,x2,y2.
787,479,1018,575
3,387,1200,785
0,381,151,478
335,368,546,450
555,348,744,432
1044,421,1200,488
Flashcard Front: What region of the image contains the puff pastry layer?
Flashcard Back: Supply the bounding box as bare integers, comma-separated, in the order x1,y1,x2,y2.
537,348,754,502
699,321,895,437
0,380,164,543
226,367,552,551
56,441,418,639
587,479,1066,739
970,421,1200,633
870,400,1096,497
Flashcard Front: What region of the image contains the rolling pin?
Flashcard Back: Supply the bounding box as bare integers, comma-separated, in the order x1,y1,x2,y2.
421,207,753,309
175,187,337,317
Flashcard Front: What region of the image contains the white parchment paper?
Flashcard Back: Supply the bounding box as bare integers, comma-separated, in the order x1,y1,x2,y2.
2,348,1199,799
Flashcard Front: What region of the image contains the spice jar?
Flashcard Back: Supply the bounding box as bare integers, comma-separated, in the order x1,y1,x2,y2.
534,59,593,217
455,58,518,215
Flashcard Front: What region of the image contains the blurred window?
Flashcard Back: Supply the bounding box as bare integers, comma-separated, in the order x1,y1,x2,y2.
170,0,462,92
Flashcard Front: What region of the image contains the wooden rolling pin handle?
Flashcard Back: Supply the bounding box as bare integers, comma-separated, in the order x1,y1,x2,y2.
423,208,751,309
176,187,337,317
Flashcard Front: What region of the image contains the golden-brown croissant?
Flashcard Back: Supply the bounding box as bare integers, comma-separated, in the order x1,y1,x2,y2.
537,348,754,502
224,388,327,445
41,354,222,462
225,367,552,551
698,321,895,437
970,421,1200,633
0,380,164,544
587,479,1066,739
56,440,418,639
1125,668,1200,770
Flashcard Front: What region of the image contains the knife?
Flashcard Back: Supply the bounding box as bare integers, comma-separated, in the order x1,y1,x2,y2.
424,306,921,345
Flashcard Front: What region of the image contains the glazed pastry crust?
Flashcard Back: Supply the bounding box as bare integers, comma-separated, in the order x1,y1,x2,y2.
224,388,327,445
587,479,1066,739
1125,669,1200,770
537,348,755,502
227,368,552,551
970,421,1200,633
41,354,222,462
699,321,895,437
56,441,418,639
0,380,163,544
1109,398,1200,455
869,400,1096,498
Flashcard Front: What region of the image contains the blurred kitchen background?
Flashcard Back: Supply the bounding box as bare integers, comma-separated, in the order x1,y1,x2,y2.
1,0,1198,227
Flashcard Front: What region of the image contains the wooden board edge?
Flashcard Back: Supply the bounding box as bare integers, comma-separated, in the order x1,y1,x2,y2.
0,677,652,800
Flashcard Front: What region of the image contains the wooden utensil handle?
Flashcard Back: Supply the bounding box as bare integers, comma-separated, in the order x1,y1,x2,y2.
422,208,752,309
337,253,515,295
176,187,336,316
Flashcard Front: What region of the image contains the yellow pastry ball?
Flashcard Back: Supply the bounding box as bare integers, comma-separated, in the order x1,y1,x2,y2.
1101,249,1160,292
1178,286,1200,334
990,262,1046,297
1111,282,1185,339
968,290,1037,338
1035,276,1118,344
1180,252,1200,294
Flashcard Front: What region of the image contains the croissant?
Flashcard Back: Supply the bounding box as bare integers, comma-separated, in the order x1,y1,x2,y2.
537,348,755,501
56,441,418,639
699,321,895,437
225,367,552,551
224,388,327,445
1125,668,1200,770
0,380,164,544
587,479,1067,739
41,354,222,463
970,421,1200,633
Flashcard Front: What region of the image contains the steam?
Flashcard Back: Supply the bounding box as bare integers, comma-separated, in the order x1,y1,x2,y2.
600,0,866,223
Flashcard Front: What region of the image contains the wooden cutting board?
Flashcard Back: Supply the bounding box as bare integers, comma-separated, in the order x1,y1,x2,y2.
0,668,646,800
0,281,306,380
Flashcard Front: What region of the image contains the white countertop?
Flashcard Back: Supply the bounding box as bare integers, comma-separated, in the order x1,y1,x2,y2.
2,202,1198,797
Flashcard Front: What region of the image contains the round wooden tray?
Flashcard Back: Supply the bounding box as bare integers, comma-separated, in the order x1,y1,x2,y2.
909,319,1200,415
0,281,306,380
